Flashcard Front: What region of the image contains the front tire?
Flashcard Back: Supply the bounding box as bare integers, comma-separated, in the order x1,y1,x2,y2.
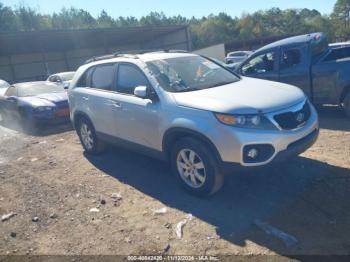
170,137,224,196
77,117,104,155
343,92,350,118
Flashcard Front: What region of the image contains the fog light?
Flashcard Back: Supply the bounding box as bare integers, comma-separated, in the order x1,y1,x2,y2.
243,144,275,163
247,148,258,159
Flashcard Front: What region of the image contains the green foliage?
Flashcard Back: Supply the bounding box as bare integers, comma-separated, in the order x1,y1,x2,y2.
331,0,350,40
0,1,347,49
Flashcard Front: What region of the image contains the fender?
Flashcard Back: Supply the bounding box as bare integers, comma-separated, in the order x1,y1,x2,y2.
162,127,223,162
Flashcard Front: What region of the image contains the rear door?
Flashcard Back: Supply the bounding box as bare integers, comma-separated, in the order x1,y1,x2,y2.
278,45,312,99
87,64,118,136
239,49,279,81
71,64,118,137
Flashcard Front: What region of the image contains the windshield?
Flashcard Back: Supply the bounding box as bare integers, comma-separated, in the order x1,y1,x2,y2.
59,72,75,81
17,84,65,97
146,56,239,92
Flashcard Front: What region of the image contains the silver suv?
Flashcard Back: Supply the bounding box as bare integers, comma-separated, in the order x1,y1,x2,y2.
68,51,319,196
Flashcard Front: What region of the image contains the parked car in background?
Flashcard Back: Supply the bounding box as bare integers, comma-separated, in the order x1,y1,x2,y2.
209,57,237,72
235,32,350,117
0,79,10,96
47,71,75,88
0,81,69,131
225,51,253,64
69,51,318,196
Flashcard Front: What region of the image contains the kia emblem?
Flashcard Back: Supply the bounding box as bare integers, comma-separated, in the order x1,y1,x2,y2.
296,112,305,122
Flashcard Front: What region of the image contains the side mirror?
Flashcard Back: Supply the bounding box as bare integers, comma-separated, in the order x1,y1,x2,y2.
63,83,69,90
134,86,148,99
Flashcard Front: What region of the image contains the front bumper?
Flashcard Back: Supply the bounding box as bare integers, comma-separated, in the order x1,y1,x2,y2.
273,128,319,162
208,101,319,168
34,116,70,126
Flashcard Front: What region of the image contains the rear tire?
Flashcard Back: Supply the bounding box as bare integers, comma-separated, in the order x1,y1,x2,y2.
344,92,350,118
77,117,104,155
170,137,224,196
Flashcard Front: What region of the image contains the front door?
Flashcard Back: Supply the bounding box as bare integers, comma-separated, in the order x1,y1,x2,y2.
239,49,279,82
111,63,161,150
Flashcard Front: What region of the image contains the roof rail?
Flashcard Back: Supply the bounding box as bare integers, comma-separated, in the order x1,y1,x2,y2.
84,49,190,64
84,53,139,64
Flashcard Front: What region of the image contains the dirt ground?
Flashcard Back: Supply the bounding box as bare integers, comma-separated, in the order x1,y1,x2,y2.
0,106,349,260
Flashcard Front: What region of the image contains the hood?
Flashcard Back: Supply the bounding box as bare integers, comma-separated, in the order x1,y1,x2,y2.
172,77,306,114
18,92,68,107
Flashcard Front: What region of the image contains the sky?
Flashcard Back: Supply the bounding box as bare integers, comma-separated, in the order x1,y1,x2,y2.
1,0,336,18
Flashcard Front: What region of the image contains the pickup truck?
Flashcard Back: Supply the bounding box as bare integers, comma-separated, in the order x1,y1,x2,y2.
235,32,350,117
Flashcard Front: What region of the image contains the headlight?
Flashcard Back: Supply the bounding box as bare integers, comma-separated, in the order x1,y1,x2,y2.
214,113,276,129
34,106,52,112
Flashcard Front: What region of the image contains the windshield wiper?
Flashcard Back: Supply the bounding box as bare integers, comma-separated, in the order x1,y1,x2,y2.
209,81,235,88
174,87,200,93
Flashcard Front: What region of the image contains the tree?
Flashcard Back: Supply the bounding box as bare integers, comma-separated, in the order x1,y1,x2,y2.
0,3,17,31
97,10,116,28
0,1,343,49
331,0,350,40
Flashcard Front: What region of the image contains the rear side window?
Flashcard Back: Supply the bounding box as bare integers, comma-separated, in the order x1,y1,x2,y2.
91,64,115,90
116,64,149,95
77,68,93,87
280,49,301,69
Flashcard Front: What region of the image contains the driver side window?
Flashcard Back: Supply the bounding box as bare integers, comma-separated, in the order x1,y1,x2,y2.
241,51,276,76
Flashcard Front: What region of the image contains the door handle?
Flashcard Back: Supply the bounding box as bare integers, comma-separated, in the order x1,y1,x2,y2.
106,100,122,108
111,104,121,109
82,96,89,101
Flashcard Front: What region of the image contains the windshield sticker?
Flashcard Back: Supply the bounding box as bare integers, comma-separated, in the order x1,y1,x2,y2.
203,61,220,69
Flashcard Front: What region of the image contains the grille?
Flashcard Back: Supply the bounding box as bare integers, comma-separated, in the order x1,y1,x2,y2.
274,102,311,130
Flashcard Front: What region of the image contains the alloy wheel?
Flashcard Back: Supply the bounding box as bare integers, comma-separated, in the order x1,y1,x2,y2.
176,149,206,188
80,123,94,150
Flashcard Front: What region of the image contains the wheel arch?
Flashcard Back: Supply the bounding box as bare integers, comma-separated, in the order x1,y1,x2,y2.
162,127,222,163
73,111,93,130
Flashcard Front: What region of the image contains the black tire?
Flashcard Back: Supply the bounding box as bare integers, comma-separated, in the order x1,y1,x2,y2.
170,137,224,196
344,92,350,118
77,117,104,155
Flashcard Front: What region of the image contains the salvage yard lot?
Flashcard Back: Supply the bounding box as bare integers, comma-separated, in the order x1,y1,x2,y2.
0,106,349,257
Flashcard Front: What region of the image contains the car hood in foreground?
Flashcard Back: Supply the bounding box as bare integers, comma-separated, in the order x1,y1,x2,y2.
18,92,68,107
172,77,306,114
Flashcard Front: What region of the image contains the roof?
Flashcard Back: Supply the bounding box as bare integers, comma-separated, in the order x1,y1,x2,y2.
255,32,325,53
0,25,189,56
84,51,197,67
